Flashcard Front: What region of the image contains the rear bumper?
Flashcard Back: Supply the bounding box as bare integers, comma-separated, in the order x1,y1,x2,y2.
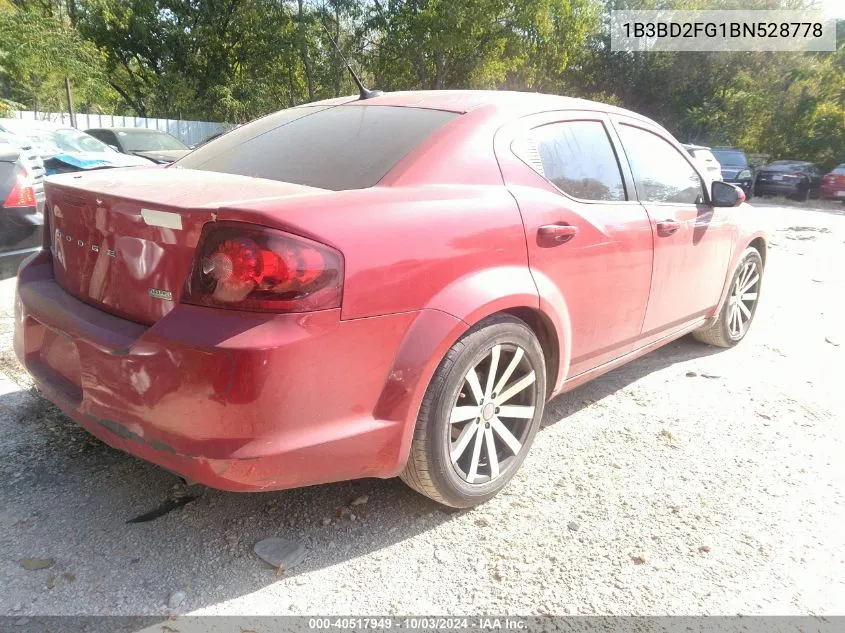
0,207,43,280
821,185,845,200
755,182,803,197
14,252,429,491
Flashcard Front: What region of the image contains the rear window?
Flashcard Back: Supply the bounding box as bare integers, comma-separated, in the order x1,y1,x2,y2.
691,149,718,164
712,149,748,167
117,130,187,152
766,162,811,172
831,165,845,174
176,105,459,190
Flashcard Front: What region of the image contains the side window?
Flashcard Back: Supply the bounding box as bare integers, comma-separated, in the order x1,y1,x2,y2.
90,130,115,147
530,120,627,201
618,124,705,204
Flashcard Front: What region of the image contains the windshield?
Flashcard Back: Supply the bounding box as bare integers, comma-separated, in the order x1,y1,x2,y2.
832,165,845,175
176,104,460,190
712,149,748,167
117,130,187,152
24,128,117,154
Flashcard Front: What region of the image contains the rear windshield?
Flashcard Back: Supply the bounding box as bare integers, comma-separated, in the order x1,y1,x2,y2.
765,161,811,172
831,165,845,174
175,105,459,190
117,130,187,152
712,149,748,167
691,149,717,163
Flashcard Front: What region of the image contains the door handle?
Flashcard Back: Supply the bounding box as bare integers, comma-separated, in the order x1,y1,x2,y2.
656,220,680,236
538,224,578,245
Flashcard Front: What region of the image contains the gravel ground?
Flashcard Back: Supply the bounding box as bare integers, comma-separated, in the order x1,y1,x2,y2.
0,201,843,617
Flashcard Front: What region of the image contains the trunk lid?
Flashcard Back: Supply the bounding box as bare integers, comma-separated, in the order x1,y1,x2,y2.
46,167,325,325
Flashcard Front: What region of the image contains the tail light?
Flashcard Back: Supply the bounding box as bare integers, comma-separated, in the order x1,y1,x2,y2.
3,168,36,208
183,222,343,313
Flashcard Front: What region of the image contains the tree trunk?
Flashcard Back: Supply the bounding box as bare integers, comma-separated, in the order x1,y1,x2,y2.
333,4,342,97
297,0,315,102
433,50,445,89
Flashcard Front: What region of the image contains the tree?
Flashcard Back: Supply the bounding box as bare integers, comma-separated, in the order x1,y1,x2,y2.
363,0,600,92
0,2,116,113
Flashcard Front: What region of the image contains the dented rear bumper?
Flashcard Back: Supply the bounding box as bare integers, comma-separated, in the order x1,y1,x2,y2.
14,251,417,491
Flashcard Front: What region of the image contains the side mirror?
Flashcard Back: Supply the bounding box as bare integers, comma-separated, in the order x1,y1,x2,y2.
107,144,120,152
711,181,745,207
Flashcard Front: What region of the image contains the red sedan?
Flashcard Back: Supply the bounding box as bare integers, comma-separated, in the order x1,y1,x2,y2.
14,91,766,507
821,164,845,202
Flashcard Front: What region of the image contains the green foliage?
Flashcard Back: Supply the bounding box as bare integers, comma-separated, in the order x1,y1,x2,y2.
0,0,841,168
0,4,116,112
566,0,843,169
364,0,600,92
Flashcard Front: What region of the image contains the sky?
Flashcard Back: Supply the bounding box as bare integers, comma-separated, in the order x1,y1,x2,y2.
816,0,845,19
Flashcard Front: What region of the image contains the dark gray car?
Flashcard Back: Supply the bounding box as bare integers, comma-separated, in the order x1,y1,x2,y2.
755,160,823,201
0,143,43,279
712,147,755,199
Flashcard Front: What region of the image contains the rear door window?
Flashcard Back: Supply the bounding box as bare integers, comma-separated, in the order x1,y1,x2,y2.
529,120,627,201
176,105,459,191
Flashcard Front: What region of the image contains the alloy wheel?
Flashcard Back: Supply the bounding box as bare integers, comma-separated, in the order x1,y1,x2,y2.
447,343,538,484
727,259,760,339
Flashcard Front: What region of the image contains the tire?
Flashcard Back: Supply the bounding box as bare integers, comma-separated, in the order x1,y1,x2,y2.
400,314,546,508
693,247,763,348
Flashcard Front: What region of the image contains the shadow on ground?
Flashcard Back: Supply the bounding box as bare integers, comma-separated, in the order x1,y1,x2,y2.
0,334,725,624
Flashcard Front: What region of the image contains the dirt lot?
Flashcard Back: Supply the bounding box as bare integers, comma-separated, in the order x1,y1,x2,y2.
0,200,843,617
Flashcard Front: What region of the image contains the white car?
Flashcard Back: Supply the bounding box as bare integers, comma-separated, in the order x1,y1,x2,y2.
0,119,153,174
683,144,722,182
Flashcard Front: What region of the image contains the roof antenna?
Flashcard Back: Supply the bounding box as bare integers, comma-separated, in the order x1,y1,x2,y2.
319,19,383,100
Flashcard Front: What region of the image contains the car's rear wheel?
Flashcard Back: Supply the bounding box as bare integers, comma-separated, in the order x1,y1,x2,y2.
400,315,546,508
693,247,763,348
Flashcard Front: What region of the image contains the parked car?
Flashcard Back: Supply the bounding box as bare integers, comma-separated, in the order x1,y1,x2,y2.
821,164,845,203
682,144,722,182
85,127,190,164
711,147,754,199
0,142,42,279
14,91,765,508
755,160,823,201
0,120,153,174
0,131,45,215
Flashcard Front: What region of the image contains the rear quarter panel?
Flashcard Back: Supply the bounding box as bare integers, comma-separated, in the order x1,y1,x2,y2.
219,184,539,476
217,185,532,321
